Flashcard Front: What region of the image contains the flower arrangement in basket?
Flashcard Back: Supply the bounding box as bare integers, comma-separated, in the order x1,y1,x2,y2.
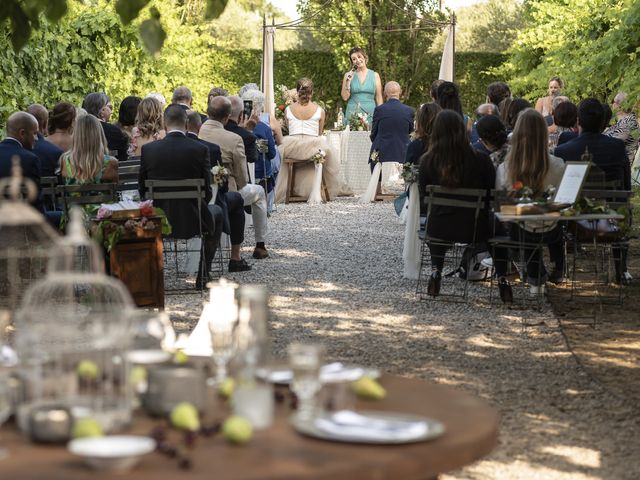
211,164,229,186
93,200,171,252
310,148,326,165
349,111,368,131
400,162,418,184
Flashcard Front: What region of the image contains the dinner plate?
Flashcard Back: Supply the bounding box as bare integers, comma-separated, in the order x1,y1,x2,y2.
68,436,156,471
255,362,380,384
291,410,445,444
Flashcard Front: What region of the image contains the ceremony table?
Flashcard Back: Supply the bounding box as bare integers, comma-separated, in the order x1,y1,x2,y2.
2,375,499,480
326,130,372,194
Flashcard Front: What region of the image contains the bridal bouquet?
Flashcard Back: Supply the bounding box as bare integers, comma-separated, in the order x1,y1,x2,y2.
349,111,368,131
211,165,229,186
310,148,326,165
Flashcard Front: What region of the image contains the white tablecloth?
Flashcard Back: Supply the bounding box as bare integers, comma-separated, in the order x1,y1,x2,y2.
327,130,372,194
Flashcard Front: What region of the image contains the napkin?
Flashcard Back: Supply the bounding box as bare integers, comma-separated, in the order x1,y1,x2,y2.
314,410,429,442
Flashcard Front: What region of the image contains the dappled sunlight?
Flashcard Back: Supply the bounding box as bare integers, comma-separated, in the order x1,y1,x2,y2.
271,248,315,258
466,334,512,350
445,459,601,480
540,445,601,469
464,350,489,359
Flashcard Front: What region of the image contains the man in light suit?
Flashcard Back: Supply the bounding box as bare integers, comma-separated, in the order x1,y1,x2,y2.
199,96,270,260
369,81,414,192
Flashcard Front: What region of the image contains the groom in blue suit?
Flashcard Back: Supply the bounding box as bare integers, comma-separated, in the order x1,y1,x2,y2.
369,81,415,169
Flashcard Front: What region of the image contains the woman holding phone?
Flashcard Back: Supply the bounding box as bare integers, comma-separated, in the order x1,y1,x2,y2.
341,47,383,126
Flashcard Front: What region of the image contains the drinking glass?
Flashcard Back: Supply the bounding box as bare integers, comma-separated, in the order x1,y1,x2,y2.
208,315,238,386
288,343,324,421
128,310,175,365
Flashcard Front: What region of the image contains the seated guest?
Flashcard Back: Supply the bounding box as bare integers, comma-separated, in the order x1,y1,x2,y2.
172,86,207,123
130,97,166,157
368,81,415,192
473,114,508,168
430,79,444,102
115,96,142,147
239,89,278,210
199,96,269,262
186,111,249,269
405,102,441,165
145,92,166,109
486,82,511,108
436,81,472,136
555,99,630,190
0,112,44,213
505,98,532,133
274,78,341,203
498,97,512,126
47,102,76,153
26,104,64,177
225,96,258,166
60,114,118,185
604,92,639,165
139,105,226,287
82,92,129,161
418,110,495,297
240,84,284,145
549,100,577,148
494,109,566,300
545,95,569,127
470,103,499,146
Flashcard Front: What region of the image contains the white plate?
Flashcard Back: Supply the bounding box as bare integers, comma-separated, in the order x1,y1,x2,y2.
291,410,445,444
256,362,380,384
68,436,156,471
127,350,172,364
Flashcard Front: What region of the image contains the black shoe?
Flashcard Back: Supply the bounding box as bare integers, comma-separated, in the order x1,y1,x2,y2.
498,277,513,304
195,275,211,290
548,269,566,284
427,271,441,297
228,258,252,272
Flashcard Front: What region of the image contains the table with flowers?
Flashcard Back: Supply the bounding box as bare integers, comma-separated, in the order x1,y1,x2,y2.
326,130,372,195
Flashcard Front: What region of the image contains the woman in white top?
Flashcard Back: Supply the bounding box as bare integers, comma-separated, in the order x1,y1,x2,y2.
274,78,340,203
493,108,566,300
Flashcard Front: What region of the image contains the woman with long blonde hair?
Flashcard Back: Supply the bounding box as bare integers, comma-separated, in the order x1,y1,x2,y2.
493,108,565,299
130,97,166,156
60,114,118,184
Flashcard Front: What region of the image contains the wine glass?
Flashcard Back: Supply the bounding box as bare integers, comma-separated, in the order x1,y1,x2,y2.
127,310,175,365
207,307,239,386
288,343,324,422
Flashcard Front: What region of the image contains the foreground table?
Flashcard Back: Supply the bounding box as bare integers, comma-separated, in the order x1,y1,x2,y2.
2,375,499,480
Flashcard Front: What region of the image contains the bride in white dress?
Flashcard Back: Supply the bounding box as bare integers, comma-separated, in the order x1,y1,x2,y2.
275,78,340,203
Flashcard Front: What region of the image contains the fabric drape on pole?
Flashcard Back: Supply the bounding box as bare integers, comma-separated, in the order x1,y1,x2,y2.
261,26,276,116
438,23,455,82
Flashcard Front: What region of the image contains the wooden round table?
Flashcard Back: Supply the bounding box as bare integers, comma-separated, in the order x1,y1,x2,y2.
1,375,498,479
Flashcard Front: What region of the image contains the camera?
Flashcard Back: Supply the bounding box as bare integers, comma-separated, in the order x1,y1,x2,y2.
243,100,253,119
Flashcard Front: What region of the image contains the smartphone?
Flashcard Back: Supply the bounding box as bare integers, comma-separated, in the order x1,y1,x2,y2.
243,100,253,118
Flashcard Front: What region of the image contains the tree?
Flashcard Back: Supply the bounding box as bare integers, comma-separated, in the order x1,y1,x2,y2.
501,0,640,107
0,0,229,54
296,0,447,105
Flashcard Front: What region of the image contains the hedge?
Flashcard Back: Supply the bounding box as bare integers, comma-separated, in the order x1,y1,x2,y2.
0,3,506,128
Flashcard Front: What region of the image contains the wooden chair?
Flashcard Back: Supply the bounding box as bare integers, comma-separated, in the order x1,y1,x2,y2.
283,158,330,204
40,176,59,211
417,186,490,303
56,183,118,215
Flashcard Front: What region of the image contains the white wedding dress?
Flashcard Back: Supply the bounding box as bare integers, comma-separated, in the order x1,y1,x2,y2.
275,106,340,203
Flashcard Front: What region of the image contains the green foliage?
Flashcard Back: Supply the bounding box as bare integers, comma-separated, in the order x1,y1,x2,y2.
500,0,640,107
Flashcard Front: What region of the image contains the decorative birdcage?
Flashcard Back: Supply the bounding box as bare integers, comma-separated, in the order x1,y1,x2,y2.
0,158,59,333
14,207,136,434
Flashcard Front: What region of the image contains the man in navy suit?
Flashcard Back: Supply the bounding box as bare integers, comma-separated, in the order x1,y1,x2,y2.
27,104,64,177
0,111,44,212
555,98,630,190
369,82,414,191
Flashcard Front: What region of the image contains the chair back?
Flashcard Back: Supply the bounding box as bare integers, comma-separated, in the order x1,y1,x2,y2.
117,163,140,193
583,165,620,190
56,183,118,214
144,179,206,239
40,176,59,211
119,156,141,167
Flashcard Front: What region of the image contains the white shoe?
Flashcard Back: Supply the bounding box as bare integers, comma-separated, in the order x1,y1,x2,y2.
530,284,546,295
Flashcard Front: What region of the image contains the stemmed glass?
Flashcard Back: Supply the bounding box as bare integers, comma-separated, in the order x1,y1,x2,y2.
128,310,176,365
288,343,324,422
208,316,238,385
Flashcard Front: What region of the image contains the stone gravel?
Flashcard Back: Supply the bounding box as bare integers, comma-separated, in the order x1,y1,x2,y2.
166,197,640,480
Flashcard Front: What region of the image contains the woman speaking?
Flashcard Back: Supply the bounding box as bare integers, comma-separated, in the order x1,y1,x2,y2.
341,47,383,126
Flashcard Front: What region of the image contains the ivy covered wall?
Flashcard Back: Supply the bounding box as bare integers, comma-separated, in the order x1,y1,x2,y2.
0,2,505,128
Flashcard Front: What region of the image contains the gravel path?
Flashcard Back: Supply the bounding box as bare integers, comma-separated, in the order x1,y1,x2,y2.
167,197,640,480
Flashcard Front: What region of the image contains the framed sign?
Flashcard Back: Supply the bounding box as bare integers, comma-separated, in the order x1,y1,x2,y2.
553,162,590,205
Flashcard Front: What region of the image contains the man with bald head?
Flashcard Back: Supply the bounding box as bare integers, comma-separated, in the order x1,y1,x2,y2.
0,111,44,212
27,104,64,177
470,102,500,145
369,81,414,193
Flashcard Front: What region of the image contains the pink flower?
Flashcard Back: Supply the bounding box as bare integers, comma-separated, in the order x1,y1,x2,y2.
97,207,112,220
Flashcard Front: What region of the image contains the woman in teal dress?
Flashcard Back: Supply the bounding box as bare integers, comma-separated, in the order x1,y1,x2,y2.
341,47,383,127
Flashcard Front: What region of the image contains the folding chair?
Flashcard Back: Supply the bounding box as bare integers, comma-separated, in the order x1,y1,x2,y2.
144,179,222,292
117,162,140,199
416,185,490,303
40,176,59,211
56,183,118,215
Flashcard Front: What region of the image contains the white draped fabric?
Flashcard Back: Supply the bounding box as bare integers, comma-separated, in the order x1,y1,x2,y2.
403,182,421,280
261,26,276,117
439,23,455,82
360,162,381,203
308,163,324,204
